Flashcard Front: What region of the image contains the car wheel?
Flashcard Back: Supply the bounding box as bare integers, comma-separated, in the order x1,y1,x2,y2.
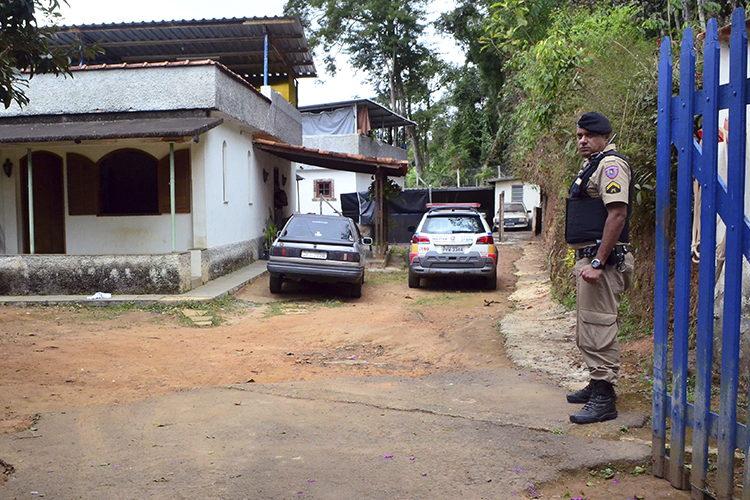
351,282,362,298
408,273,420,289
485,272,497,290
269,274,282,294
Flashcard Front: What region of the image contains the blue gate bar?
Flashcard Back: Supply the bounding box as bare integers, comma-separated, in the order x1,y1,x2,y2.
665,397,748,447
653,33,673,480
691,18,720,498
716,9,748,500
670,29,696,490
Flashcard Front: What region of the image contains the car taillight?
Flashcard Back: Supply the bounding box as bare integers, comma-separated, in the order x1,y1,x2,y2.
476,235,494,244
269,246,300,257
411,235,430,244
329,251,361,262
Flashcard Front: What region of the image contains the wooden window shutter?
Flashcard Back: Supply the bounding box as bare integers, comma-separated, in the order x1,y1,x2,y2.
158,149,191,214
66,153,99,215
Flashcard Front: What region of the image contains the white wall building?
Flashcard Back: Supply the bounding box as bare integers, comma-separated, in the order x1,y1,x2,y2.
0,60,300,295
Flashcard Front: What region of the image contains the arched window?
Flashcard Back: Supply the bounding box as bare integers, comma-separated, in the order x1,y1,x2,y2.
99,149,159,215
67,149,191,216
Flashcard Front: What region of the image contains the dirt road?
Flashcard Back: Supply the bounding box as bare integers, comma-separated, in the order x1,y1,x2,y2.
0,235,689,499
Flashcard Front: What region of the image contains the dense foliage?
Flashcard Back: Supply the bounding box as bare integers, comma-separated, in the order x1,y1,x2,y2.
290,0,745,333
0,0,85,108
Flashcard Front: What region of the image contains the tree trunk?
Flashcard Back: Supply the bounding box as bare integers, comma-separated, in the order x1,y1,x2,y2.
389,63,425,175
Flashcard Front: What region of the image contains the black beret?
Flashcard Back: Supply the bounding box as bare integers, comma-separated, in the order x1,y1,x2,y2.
577,112,612,135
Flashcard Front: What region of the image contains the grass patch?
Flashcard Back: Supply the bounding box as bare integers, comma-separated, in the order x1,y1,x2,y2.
53,296,251,326
366,269,407,286
263,301,308,318
409,292,456,307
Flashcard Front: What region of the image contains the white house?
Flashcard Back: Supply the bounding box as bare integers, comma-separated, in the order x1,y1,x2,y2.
0,17,314,295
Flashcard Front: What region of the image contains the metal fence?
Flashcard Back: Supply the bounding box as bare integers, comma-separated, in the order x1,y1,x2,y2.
654,8,750,500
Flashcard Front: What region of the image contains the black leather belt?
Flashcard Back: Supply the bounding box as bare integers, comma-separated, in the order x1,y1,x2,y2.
577,246,599,259
577,244,629,263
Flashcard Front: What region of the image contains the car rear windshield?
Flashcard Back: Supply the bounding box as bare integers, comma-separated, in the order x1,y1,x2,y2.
423,215,483,234
281,217,355,243
504,203,525,212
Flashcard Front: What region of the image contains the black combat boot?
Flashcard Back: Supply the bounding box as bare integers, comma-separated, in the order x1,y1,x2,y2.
567,381,618,404
569,380,618,424
566,382,593,404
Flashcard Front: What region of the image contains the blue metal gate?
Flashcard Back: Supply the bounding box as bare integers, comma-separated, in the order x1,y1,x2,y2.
654,8,750,499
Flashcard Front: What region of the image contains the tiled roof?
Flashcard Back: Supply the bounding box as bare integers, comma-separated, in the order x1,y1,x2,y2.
254,139,409,177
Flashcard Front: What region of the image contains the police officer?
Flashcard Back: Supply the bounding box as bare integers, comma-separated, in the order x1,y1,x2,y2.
565,112,635,424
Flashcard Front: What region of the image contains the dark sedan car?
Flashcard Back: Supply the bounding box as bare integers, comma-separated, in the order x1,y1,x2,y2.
267,213,372,298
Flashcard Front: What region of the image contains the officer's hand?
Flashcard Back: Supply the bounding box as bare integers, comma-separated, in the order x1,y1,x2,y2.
579,264,603,284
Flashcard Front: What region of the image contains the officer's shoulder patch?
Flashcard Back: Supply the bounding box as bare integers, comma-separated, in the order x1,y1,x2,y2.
605,181,622,194
605,166,619,179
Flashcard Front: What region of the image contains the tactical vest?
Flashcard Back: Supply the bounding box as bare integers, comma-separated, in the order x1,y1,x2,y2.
565,150,631,244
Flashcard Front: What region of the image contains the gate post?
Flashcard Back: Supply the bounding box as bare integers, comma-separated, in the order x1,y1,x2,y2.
653,28,673,481
691,17,720,500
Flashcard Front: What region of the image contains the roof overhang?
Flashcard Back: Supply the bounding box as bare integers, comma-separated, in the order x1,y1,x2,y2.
254,139,409,177
53,17,316,80
0,111,223,145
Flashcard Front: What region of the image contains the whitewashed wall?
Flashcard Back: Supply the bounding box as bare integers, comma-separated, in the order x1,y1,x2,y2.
0,140,194,255
198,122,293,248
493,180,541,223
0,123,294,255
296,166,358,215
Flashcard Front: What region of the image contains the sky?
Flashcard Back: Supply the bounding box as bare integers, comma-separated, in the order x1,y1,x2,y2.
57,0,463,107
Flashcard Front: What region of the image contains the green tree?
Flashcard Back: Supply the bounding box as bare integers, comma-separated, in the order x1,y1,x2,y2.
285,0,436,175
0,0,84,108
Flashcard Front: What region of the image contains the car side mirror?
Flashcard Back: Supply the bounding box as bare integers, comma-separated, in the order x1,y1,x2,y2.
527,210,532,214
362,237,373,245
407,225,416,232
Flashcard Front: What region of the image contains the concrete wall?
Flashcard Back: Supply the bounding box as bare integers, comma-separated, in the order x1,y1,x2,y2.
0,253,192,295
296,166,359,215
0,64,302,146
303,134,407,161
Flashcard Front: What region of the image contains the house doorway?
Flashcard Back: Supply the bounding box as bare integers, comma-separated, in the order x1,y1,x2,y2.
20,151,65,254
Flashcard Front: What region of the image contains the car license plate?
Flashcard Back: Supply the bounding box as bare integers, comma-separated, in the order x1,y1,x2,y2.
301,250,327,259
441,246,465,254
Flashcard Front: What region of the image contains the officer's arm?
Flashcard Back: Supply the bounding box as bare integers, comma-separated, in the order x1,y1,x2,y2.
595,202,628,264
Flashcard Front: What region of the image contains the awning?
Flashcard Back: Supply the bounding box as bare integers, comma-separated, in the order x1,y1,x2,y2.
253,138,409,177
0,114,224,144
53,17,316,80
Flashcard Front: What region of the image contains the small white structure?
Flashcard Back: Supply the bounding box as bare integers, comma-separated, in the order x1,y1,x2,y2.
488,175,542,227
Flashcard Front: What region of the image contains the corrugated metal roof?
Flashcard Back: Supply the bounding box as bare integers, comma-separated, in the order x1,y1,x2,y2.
53,17,316,79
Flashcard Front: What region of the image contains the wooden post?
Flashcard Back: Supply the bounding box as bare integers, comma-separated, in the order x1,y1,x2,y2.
374,170,386,259
498,191,504,242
